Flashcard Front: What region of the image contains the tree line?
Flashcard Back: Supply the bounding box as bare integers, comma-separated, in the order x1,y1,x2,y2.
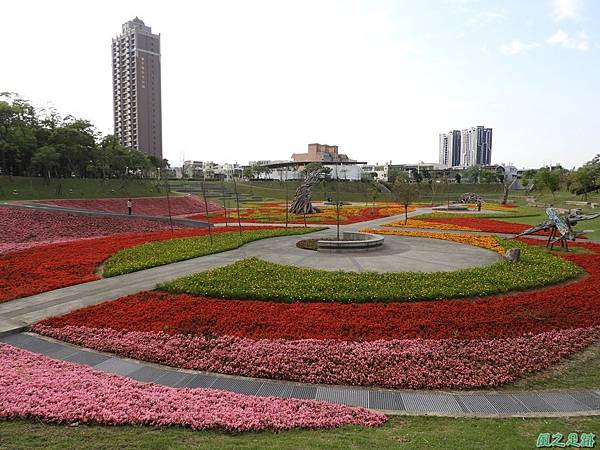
0,93,168,179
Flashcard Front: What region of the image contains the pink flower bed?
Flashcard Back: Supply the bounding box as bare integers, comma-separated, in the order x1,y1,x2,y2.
0,207,184,254
33,324,600,390
0,343,386,431
28,196,220,217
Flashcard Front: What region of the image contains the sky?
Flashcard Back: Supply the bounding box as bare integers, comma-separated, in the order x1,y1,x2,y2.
2,0,599,169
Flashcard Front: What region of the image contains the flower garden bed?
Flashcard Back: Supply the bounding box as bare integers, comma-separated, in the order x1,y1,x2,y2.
190,203,416,225
26,196,220,217
0,207,184,254
32,324,600,390
0,227,303,303
382,216,545,235
159,238,580,302
103,227,322,277
33,240,600,389
0,343,385,431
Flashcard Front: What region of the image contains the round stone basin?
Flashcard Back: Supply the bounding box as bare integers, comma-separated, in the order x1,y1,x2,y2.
317,231,384,252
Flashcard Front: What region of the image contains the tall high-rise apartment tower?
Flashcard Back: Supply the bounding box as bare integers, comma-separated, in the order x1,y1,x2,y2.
112,17,162,159
460,126,492,167
439,126,492,167
438,130,461,167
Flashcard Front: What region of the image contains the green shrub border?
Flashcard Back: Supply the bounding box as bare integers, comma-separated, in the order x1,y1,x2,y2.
159,238,583,303
103,227,324,277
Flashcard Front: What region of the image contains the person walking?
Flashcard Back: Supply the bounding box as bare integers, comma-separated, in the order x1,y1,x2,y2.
476,199,482,212
127,199,133,215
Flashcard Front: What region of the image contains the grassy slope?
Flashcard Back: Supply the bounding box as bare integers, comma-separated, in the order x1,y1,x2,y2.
506,341,600,391
0,176,169,201
2,416,599,450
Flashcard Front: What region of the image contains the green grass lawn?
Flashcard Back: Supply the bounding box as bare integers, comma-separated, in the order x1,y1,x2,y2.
505,341,600,391
103,227,323,277
0,176,171,201
1,416,599,450
159,239,581,302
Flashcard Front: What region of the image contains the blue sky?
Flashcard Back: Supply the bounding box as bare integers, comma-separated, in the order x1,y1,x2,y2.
1,0,598,168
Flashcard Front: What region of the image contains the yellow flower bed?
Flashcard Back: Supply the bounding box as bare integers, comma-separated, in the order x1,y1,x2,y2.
478,203,517,212
381,219,475,231
360,228,506,255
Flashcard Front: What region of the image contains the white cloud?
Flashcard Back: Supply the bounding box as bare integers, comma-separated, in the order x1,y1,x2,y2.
547,29,589,50
500,40,539,55
553,0,583,20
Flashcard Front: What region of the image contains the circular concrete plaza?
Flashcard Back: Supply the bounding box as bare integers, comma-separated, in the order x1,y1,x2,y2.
238,230,501,273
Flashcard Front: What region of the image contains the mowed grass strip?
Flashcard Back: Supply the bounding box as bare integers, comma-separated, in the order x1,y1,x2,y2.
159,239,582,303
103,227,323,277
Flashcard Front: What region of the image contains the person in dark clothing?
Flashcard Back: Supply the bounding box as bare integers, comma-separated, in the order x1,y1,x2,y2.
476,200,482,212
127,199,133,215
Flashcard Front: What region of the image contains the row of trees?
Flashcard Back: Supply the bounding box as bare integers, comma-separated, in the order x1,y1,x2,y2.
0,93,168,179
520,156,600,200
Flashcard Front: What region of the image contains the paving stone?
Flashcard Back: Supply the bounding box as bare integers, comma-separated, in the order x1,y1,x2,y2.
315,387,368,407
93,357,142,376
401,393,462,413
455,395,497,414
510,393,555,413
288,385,318,400
155,371,194,387
484,394,529,414
538,392,591,412
255,382,292,398
129,366,168,383
63,350,111,366
368,391,404,411
183,374,218,389
568,391,600,410
210,378,263,395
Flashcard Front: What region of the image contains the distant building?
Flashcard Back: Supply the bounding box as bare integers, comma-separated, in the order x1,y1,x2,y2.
112,17,162,158
291,143,355,163
460,126,492,167
439,130,463,167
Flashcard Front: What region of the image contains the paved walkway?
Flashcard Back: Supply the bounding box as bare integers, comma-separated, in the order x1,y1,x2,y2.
3,332,600,417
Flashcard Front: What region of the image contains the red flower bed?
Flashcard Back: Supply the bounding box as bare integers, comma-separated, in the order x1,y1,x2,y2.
39,242,600,342
191,204,413,225
0,207,184,254
421,217,545,235
27,195,220,217
0,226,272,303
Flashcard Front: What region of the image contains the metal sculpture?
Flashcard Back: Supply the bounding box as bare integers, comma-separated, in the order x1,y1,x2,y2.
288,169,322,215
515,207,599,251
461,193,482,204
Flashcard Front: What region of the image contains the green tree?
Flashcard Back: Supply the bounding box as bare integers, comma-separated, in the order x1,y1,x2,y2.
463,165,483,183
30,145,60,179
535,167,561,200
455,173,462,184
392,172,419,224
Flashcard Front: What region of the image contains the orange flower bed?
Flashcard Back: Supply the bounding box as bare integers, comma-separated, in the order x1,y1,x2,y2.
382,219,476,231
361,228,505,255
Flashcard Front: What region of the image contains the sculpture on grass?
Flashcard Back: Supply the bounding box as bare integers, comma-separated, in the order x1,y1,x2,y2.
515,207,599,251
288,169,322,215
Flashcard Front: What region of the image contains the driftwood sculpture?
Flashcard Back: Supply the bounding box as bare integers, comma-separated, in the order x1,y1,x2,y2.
515,207,599,251
289,169,322,215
